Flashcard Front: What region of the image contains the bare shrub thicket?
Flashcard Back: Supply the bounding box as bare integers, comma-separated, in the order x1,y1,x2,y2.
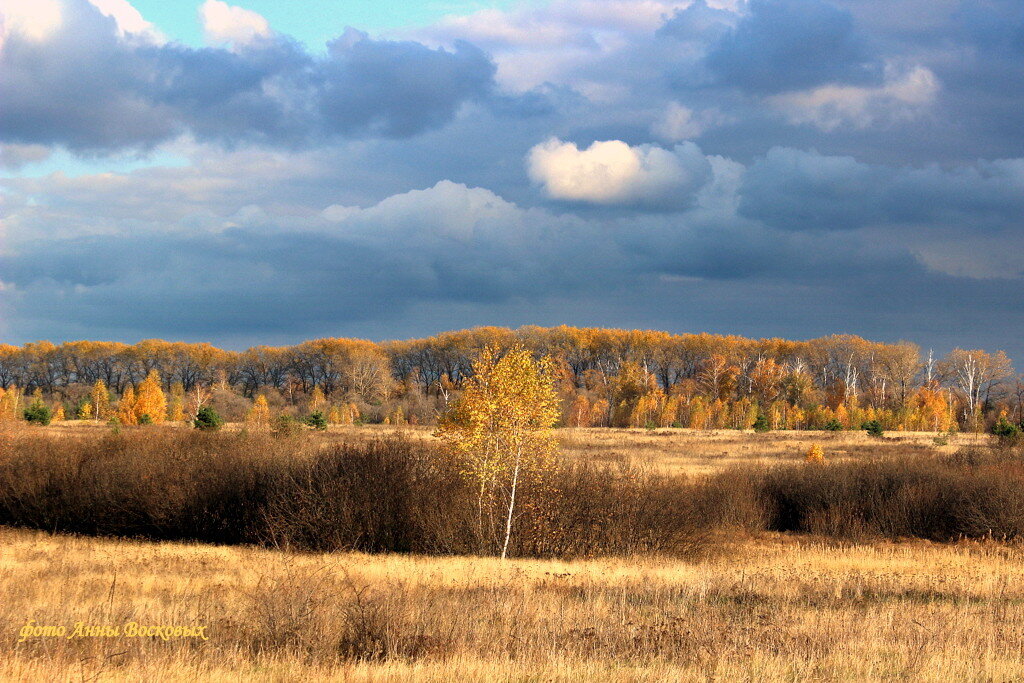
0,429,717,557
756,448,1024,540
1,429,1022,553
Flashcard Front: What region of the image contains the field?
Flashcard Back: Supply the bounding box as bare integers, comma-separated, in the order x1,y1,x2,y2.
2,425,1020,681
36,420,987,475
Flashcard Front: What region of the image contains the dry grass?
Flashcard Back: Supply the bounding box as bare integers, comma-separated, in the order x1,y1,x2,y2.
29,420,988,477
555,427,989,475
3,527,1024,681
306,425,991,476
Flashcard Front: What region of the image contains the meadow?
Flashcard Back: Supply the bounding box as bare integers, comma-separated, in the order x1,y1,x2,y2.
32,419,980,475
2,423,1022,681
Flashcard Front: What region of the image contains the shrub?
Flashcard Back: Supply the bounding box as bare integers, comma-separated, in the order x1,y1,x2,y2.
0,431,715,558
862,420,884,437
194,406,223,431
752,413,770,433
993,416,1021,440
2,431,1023,554
304,411,328,431
23,401,52,425
272,415,303,437
756,449,1024,540
823,419,843,431
138,413,153,425
805,444,825,464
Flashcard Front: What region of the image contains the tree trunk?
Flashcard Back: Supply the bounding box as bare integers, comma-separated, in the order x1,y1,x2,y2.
500,447,522,560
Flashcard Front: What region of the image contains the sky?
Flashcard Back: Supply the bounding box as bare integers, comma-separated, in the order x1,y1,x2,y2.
1,0,1023,359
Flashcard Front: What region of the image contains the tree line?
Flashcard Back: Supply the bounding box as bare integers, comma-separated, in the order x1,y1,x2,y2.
0,326,1020,431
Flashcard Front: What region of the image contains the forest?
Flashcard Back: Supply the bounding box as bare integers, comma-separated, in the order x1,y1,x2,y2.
0,326,1018,432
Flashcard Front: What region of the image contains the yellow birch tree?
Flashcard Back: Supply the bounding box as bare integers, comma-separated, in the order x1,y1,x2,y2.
169,382,186,422
246,394,271,431
436,345,561,559
91,380,110,421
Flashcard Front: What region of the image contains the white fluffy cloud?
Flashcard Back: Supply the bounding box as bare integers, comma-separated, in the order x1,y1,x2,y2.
527,137,711,207
0,0,63,45
87,0,160,40
199,0,270,46
0,0,159,47
770,64,940,130
413,0,695,91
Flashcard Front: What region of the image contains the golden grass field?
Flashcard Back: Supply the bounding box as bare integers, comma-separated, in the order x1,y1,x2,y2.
39,420,990,475
3,425,1016,681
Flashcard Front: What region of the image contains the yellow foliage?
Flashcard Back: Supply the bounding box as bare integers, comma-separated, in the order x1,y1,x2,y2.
587,399,609,427
117,387,137,426
834,404,850,429
0,387,22,422
169,382,186,421
630,388,664,428
688,396,708,429
661,395,681,428
565,395,591,427
169,398,186,422
246,395,271,431
805,444,825,464
90,380,110,420
436,345,561,558
308,386,326,414
133,370,167,424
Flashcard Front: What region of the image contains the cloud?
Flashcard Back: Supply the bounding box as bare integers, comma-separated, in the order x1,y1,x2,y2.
425,0,689,50
651,103,703,141
770,63,939,130
527,137,711,207
651,102,728,141
0,180,612,337
0,143,51,169
5,167,1021,360
0,0,63,44
199,0,270,46
739,147,1024,235
705,0,876,94
0,0,496,151
6,0,1024,360
87,0,160,41
414,0,692,92
4,151,1024,360
656,0,737,43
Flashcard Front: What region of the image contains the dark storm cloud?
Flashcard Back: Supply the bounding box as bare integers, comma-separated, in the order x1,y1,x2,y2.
739,148,1024,232
704,0,877,94
0,181,619,336
0,0,497,151
5,176,1023,361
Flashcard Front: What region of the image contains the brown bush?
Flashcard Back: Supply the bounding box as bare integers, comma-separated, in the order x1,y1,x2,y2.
0,429,711,557
1,429,1022,554
754,447,1024,540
